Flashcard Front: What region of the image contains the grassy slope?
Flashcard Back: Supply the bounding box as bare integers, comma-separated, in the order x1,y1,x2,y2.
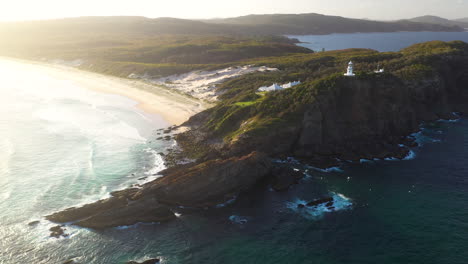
182,41,468,160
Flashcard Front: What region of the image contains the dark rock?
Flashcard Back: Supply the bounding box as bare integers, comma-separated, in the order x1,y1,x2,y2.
45,152,271,228
75,198,176,229
138,151,272,208
325,201,334,207
306,197,334,207
46,196,128,223
270,166,304,191
164,136,172,141
297,204,305,209
156,137,163,140
50,225,68,238
28,220,40,226
126,259,160,264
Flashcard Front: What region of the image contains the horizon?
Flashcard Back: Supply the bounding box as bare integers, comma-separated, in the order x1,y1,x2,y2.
0,0,467,22
1,13,467,24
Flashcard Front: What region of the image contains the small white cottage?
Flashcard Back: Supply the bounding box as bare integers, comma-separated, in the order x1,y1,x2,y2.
257,81,301,92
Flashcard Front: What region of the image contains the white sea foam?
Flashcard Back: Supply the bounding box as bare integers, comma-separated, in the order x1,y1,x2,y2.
143,148,167,176
114,222,160,230
286,192,353,219
438,112,461,123
215,195,238,208
403,150,417,160
307,166,344,173
0,138,14,175
0,139,14,203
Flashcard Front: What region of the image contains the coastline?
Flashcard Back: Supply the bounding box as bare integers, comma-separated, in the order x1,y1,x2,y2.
0,56,211,125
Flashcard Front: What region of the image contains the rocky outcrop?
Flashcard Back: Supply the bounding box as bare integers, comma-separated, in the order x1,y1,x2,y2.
46,152,272,228
270,166,305,191
46,195,176,229
134,151,272,208
126,259,160,264
50,225,68,238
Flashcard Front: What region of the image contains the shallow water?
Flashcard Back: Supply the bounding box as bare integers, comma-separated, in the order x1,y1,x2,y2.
289,31,468,52
1,59,468,264
0,59,171,263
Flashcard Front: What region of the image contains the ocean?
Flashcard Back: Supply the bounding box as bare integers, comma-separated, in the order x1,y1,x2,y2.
1,32,468,263
288,31,468,52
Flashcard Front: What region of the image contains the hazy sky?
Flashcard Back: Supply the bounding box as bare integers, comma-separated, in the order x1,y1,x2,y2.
0,0,466,21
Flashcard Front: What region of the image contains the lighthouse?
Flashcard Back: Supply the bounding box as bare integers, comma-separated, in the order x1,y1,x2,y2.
344,61,355,77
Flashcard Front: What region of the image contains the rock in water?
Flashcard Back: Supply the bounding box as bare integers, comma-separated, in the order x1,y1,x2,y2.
50,225,68,238
126,258,160,264
306,197,334,207
270,166,304,191
28,220,40,226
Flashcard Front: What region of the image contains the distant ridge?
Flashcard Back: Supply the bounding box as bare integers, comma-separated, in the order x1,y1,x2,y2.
454,17,468,23
201,13,463,35
0,13,463,37
407,15,468,28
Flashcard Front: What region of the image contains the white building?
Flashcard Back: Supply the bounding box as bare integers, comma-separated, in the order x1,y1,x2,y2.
257,81,301,92
344,61,355,76
282,81,301,89
258,83,283,92
374,64,385,73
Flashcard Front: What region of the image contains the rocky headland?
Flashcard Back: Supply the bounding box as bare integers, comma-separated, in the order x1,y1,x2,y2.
46,41,468,229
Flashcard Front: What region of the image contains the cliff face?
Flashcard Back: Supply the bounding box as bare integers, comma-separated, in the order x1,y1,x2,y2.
294,73,459,161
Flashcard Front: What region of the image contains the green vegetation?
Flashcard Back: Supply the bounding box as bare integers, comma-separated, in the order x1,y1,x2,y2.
185,41,468,153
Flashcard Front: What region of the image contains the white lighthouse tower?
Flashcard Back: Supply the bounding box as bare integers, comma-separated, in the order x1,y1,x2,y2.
344,61,355,77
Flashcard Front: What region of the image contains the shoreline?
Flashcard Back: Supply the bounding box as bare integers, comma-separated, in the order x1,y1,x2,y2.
0,56,211,125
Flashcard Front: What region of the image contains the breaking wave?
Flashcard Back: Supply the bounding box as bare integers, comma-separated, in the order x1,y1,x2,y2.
286,192,353,219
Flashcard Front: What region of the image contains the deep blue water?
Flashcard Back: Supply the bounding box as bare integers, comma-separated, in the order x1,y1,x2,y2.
289,31,468,52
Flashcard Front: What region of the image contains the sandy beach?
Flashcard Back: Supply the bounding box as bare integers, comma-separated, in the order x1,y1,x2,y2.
1,57,211,125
